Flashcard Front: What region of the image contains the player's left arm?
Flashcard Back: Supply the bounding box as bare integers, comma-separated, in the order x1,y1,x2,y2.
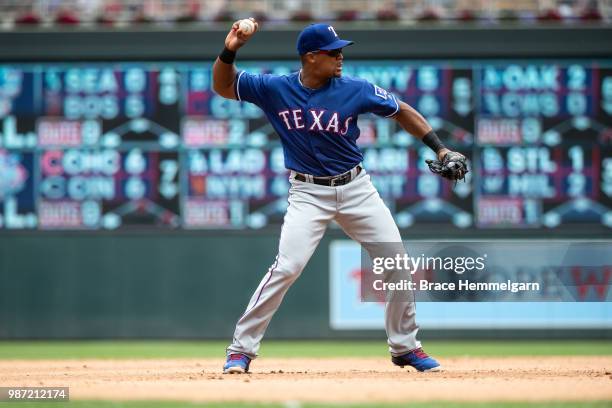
391,100,468,181
362,81,464,174
391,100,450,161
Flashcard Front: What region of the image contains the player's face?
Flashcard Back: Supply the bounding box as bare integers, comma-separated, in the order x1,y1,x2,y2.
310,48,344,78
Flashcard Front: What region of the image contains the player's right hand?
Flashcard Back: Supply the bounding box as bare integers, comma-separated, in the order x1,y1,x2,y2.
225,18,258,52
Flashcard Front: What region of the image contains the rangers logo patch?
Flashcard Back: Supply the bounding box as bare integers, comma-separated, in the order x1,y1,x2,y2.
374,85,388,100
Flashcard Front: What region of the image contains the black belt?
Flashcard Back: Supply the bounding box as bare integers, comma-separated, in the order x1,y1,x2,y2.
294,166,362,187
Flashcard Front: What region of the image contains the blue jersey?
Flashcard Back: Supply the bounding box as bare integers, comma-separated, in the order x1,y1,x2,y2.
235,70,400,176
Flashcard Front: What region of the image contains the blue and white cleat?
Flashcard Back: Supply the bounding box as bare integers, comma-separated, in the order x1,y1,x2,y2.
223,353,251,374
392,348,441,372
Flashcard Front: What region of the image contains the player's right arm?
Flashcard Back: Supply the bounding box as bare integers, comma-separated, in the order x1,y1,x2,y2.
212,18,258,100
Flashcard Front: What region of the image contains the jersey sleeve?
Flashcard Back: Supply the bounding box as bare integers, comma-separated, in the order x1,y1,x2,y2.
234,70,271,107
360,81,400,117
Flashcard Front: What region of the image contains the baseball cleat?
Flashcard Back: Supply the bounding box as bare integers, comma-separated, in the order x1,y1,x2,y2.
223,353,251,374
392,348,441,372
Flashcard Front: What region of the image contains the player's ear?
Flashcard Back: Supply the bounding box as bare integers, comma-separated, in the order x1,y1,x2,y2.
303,53,315,65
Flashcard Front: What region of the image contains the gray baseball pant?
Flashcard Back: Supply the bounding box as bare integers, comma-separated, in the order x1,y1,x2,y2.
227,168,421,358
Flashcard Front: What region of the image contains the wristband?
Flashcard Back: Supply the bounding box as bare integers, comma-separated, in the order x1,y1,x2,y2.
218,47,236,64
422,130,446,153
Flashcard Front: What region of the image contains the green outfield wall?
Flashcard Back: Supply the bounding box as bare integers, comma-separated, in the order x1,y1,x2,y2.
0,232,329,338
0,232,610,339
0,24,610,61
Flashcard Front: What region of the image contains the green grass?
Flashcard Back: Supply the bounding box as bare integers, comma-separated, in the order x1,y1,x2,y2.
0,340,610,359
2,401,611,408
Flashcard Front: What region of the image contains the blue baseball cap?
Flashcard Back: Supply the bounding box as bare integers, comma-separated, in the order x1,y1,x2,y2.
296,23,354,55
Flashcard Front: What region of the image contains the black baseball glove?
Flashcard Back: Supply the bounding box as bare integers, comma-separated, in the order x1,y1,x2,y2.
426,151,469,182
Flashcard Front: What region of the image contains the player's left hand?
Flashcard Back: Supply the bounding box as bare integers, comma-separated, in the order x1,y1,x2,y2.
426,150,469,182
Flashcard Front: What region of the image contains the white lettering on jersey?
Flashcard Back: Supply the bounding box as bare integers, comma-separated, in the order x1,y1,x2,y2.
374,85,388,99
325,112,339,132
278,110,292,129
340,117,353,135
277,108,353,135
292,109,305,129
309,109,325,131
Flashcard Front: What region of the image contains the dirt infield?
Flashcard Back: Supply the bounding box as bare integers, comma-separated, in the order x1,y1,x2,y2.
1,357,611,403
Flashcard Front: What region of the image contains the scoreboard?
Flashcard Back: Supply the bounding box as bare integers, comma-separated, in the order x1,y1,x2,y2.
0,60,610,230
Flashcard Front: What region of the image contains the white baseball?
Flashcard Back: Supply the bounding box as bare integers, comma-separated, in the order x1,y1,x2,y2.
238,19,255,35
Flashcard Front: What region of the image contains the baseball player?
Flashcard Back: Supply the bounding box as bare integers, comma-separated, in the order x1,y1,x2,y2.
213,19,468,374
